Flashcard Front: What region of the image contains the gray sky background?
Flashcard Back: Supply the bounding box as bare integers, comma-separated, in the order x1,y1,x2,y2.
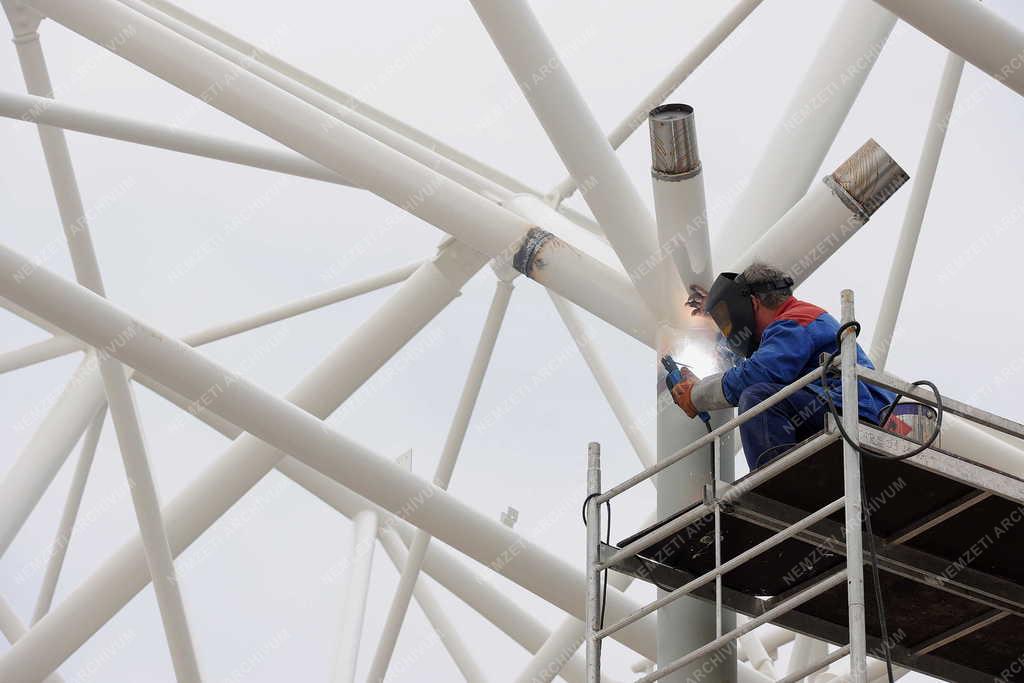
2,1,1024,681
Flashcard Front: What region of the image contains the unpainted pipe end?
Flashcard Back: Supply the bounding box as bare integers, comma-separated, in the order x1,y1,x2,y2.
825,138,909,221
649,104,701,179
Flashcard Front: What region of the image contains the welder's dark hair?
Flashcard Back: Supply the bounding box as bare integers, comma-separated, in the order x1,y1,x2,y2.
741,262,793,308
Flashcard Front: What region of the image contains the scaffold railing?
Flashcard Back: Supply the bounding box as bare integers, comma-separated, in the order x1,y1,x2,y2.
584,290,1024,683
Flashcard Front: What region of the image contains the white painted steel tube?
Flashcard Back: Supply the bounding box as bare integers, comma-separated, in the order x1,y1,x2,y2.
0,596,64,683
376,529,487,683
730,140,908,284
182,261,423,347
839,291,867,683
332,509,378,683
0,241,656,680
26,0,654,346
549,293,656,470
873,0,1024,97
0,335,80,375
367,279,513,682
714,0,896,268
468,0,679,324
649,104,713,292
13,30,201,681
0,90,357,186
0,242,485,681
0,354,103,557
282,456,594,683
32,406,107,624
870,53,965,368
115,0,510,203
550,0,766,203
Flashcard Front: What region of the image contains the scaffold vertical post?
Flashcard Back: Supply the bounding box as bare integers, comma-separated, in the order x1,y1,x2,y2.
586,441,602,683
840,289,867,682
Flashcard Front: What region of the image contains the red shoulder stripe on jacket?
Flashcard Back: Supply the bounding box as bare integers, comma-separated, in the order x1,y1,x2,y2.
772,297,826,327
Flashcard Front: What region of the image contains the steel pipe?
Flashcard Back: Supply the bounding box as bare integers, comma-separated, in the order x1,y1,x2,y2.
870,53,965,368
0,334,80,375
714,0,896,268
12,26,201,680
649,104,713,292
280,456,596,683
549,292,656,470
332,509,378,683
0,596,64,683
376,528,487,683
26,0,655,346
0,240,486,680
0,242,657,677
730,139,909,283
0,90,358,186
32,406,107,624
551,0,766,203
468,0,681,324
873,0,1024,98
839,291,867,683
367,279,513,682
585,442,602,683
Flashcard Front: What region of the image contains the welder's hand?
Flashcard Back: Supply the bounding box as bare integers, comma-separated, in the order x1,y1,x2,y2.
671,379,699,419
685,285,709,316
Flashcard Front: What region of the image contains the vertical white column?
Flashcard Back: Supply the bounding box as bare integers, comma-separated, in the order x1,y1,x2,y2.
332,510,378,683
10,21,201,680
839,291,866,683
870,53,965,368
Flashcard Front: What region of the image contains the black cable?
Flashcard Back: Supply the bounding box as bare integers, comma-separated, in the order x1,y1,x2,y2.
581,495,611,629
861,459,896,683
819,320,944,683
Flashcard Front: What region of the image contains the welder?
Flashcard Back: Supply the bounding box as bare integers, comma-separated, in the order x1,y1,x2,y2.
671,262,895,470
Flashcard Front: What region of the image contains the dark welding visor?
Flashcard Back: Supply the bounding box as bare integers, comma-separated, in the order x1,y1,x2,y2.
705,272,793,358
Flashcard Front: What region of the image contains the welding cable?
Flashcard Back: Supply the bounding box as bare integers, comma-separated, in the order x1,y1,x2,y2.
819,320,946,683
581,494,611,629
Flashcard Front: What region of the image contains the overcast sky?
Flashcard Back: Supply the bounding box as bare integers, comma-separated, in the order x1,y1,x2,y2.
2,1,1024,681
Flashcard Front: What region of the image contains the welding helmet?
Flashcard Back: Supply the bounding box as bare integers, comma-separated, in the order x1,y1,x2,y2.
704,272,794,358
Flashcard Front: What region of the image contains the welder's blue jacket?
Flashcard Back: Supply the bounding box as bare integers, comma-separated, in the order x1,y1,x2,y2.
720,297,894,424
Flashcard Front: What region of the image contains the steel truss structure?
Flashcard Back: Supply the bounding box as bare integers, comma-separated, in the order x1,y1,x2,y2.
0,0,1022,681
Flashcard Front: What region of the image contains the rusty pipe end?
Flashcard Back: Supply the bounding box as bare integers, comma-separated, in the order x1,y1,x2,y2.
827,138,909,220
649,104,700,180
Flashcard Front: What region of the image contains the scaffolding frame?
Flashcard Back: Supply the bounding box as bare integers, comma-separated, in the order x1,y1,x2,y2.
585,290,1024,683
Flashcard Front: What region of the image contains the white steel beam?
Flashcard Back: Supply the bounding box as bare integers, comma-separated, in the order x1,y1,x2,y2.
713,0,896,269
332,509,378,683
468,0,679,324
115,0,511,203
126,0,605,238
549,293,655,469
376,527,487,683
870,52,965,368
0,90,358,187
26,0,655,346
0,353,102,557
0,334,80,375
10,21,201,679
0,596,64,683
873,0,1024,98
283,456,593,683
730,139,908,284
367,278,513,682
550,0,766,204
32,406,106,624
0,240,656,682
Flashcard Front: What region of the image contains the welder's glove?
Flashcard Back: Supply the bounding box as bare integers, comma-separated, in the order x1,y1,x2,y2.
671,379,699,419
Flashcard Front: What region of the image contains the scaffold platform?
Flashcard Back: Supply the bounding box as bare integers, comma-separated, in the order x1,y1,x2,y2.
609,421,1024,682
584,293,1024,683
